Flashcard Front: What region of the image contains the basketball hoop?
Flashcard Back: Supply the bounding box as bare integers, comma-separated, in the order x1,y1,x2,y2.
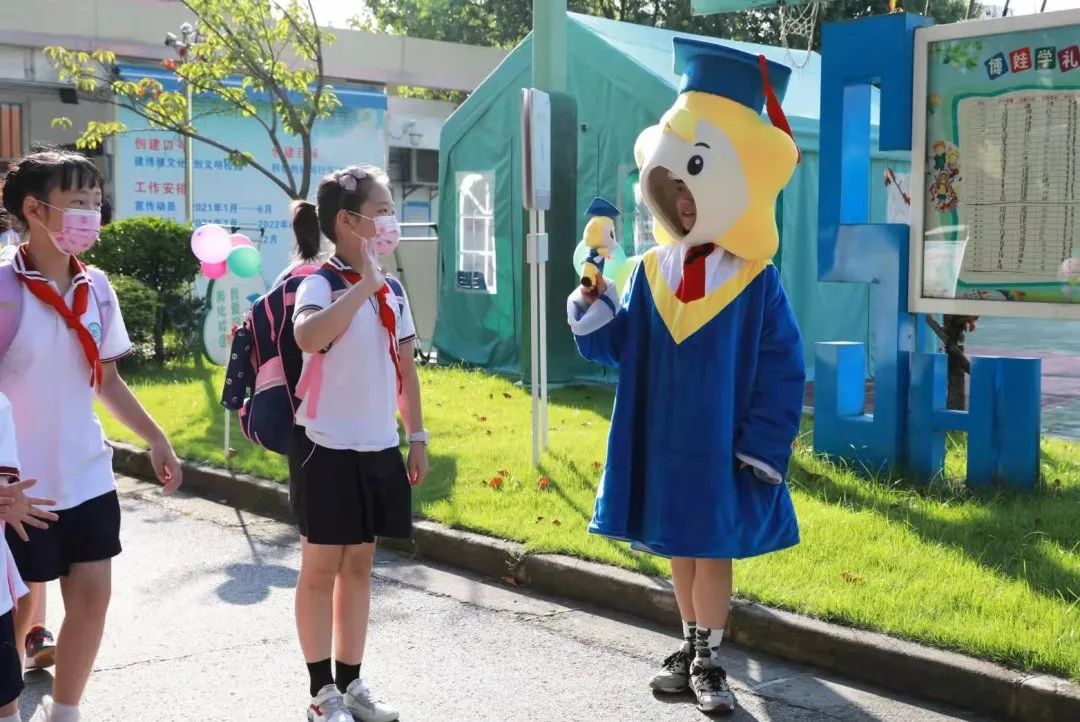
778,0,822,69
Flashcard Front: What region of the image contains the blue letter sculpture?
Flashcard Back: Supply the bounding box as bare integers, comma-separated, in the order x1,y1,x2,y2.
815,13,1042,490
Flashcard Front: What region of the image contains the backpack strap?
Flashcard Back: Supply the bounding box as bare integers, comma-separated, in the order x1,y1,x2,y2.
384,276,406,316
312,267,349,352
0,263,22,360
293,269,350,420
314,267,347,295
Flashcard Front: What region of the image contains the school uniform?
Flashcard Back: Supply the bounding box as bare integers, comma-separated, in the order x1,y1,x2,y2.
289,257,417,545
0,251,132,581
0,393,30,707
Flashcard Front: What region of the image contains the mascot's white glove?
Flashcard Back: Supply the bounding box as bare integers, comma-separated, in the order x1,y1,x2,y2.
566,281,621,337
570,280,622,338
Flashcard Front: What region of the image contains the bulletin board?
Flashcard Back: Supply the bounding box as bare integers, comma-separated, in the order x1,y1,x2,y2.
909,10,1080,319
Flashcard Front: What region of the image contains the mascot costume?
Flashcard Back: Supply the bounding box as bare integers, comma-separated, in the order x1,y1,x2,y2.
566,38,806,714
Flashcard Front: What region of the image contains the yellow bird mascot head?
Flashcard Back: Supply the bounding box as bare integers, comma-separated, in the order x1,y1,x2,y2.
634,38,800,262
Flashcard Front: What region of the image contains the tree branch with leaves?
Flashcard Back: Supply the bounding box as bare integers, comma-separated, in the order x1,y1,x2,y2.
46,0,340,200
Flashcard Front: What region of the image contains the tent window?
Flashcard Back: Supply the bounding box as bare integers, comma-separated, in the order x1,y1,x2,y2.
456,171,496,293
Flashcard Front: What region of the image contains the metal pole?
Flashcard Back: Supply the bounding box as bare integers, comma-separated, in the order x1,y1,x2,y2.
538,210,548,450
529,209,540,467
533,0,567,92
531,0,564,465
1040,0,1048,11
185,81,194,224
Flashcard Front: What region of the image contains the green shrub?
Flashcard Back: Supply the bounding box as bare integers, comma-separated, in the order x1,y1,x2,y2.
108,275,158,361
83,216,200,363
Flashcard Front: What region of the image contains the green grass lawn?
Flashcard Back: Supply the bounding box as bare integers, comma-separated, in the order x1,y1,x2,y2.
100,359,1080,682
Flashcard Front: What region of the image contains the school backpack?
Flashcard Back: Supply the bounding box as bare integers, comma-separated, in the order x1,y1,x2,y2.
220,264,347,455
0,260,116,361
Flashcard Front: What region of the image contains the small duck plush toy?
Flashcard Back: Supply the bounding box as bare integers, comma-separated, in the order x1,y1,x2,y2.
579,197,620,295
566,37,807,716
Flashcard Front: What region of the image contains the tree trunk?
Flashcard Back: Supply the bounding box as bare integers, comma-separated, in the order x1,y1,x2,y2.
943,315,968,410
154,304,166,364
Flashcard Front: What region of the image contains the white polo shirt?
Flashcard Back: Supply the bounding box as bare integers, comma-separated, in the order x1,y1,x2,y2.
0,392,30,616
0,261,132,511
293,261,416,452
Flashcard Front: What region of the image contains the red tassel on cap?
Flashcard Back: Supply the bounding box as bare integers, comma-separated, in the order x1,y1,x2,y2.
758,54,801,163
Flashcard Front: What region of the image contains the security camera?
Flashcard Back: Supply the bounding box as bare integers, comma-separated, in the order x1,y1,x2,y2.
165,32,178,47
180,22,195,35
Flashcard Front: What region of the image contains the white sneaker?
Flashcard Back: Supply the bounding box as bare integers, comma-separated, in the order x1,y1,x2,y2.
649,645,693,693
344,678,399,722
690,658,737,714
306,684,353,722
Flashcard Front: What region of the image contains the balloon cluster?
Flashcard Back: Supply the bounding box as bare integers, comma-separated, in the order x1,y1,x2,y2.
572,240,643,298
191,224,262,280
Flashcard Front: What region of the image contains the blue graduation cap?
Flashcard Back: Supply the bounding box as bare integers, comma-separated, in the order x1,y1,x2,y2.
585,197,620,218
673,37,792,115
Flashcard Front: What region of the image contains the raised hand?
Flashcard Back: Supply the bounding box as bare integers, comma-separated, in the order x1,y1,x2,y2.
0,478,58,542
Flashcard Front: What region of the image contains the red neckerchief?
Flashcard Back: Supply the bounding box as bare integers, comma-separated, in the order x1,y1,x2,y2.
16,245,102,388
323,259,402,393
675,243,716,303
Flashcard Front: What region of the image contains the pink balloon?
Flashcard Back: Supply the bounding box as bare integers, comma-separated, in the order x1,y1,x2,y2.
201,260,228,280
230,233,254,248
191,224,232,264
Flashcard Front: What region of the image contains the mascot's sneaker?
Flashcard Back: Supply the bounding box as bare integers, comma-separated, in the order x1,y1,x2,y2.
307,684,353,722
690,658,736,714
650,645,694,693
344,678,399,722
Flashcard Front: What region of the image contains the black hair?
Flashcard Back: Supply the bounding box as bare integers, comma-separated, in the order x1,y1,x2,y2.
291,165,390,262
0,150,104,230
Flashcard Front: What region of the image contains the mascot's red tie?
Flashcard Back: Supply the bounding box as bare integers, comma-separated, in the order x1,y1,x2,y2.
675,243,716,303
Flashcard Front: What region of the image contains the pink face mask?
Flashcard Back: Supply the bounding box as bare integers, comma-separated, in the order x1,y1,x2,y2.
371,214,401,255
350,211,401,255
35,203,101,255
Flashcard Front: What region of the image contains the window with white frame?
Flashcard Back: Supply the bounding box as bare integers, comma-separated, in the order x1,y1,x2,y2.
456,171,496,293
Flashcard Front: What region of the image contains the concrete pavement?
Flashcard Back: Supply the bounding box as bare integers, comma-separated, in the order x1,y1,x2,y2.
19,476,988,721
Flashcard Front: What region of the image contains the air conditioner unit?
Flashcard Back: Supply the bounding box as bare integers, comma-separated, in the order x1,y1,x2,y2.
388,146,410,184
388,147,439,186
410,148,438,186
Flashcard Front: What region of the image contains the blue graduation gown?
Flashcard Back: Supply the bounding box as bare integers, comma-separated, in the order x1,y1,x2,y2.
570,257,805,559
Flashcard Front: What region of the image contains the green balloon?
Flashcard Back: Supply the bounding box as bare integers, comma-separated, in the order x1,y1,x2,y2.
604,246,629,279
573,240,590,277
227,245,262,278
573,240,628,281
614,254,642,297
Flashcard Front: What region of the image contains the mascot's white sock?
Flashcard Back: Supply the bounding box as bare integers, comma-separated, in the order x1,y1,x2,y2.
682,617,699,651
695,627,724,665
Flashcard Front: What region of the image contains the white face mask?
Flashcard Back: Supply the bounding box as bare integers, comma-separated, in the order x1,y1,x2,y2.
349,211,401,255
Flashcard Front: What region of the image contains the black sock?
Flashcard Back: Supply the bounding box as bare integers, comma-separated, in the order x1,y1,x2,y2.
307,658,334,698
336,660,362,693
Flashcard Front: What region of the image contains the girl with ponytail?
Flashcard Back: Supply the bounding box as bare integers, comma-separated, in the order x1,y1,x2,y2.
287,165,427,722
